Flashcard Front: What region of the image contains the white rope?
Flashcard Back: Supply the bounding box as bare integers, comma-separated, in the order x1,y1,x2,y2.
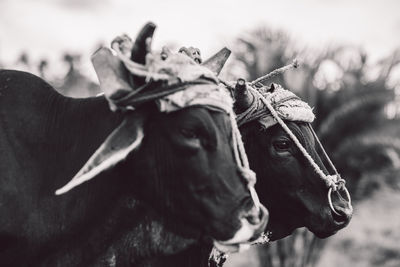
229,111,260,209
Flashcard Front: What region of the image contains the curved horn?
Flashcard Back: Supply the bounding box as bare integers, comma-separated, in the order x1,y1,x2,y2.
202,47,231,75
234,78,254,113
131,22,156,64
129,22,157,87
55,114,145,195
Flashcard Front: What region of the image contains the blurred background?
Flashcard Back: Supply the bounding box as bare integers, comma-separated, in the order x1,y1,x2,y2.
1,0,399,266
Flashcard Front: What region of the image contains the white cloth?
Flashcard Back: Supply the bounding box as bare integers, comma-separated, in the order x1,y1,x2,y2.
157,84,233,114
258,84,315,128
237,83,315,129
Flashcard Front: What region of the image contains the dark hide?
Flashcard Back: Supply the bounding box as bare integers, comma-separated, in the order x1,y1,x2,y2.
0,70,258,266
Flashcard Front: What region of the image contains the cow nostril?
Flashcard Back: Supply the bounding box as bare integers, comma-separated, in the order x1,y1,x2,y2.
332,210,346,223
330,190,353,223
246,213,260,225
331,207,352,223
245,204,270,226
240,197,269,226
245,206,261,225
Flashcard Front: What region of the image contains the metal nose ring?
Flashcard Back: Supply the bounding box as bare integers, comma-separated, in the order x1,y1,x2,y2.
328,185,352,216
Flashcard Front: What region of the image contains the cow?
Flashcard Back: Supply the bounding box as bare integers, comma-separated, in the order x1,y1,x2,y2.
96,52,353,267
0,23,268,266
234,81,353,241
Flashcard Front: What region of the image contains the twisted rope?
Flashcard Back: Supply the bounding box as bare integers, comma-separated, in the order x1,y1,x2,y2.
250,59,299,88
229,111,260,208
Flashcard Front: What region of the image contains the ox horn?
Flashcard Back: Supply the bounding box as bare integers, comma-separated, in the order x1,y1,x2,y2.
109,22,157,89
129,22,157,87
130,22,156,65
55,114,145,195
202,47,231,75
234,78,254,114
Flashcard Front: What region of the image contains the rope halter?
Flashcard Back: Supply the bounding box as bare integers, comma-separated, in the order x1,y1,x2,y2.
236,83,352,215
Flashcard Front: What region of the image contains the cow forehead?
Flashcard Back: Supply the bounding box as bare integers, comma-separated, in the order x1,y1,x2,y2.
160,106,232,137
157,83,233,115
272,122,315,147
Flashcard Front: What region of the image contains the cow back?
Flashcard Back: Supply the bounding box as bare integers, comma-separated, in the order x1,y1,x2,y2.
0,70,128,265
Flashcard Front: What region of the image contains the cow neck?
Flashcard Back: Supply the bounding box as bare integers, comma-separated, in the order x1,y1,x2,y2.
63,97,203,263
42,95,189,265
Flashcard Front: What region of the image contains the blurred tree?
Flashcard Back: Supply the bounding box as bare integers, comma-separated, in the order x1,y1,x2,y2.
57,52,100,97
13,51,35,73
226,26,400,267
38,58,49,79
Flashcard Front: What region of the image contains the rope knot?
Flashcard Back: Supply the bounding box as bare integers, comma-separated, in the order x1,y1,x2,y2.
325,179,337,191
336,178,346,191
238,166,260,210
325,174,346,191
325,175,339,191
238,167,256,187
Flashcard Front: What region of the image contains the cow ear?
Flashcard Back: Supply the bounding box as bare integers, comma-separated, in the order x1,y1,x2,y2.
91,47,133,112
55,114,145,195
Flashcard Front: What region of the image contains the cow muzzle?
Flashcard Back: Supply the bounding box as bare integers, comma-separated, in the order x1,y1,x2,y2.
213,203,269,253
329,188,353,226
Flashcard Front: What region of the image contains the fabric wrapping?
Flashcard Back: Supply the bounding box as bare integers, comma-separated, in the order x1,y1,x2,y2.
108,45,236,115
157,83,233,114
236,84,315,129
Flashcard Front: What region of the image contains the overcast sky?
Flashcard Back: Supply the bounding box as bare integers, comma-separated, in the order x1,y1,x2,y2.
1,0,399,70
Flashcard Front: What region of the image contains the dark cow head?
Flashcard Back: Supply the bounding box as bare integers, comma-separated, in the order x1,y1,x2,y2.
234,81,353,241
55,23,268,246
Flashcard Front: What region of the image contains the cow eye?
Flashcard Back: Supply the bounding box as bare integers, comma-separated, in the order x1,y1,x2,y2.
180,128,199,139
273,139,291,151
